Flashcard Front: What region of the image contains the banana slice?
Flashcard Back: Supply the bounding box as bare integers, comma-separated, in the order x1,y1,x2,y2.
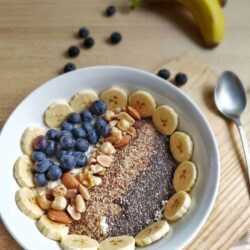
170,131,193,162
20,126,45,155
164,191,191,221
100,87,127,110
99,235,135,250
37,215,69,241
70,90,98,113
61,234,99,250
15,187,44,219
173,161,197,192
152,105,178,135
44,102,73,128
128,90,156,118
14,155,34,188
135,221,170,247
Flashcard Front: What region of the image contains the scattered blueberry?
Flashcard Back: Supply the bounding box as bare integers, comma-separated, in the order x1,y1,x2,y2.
46,129,58,140
175,73,188,86
60,135,75,150
80,109,93,122
110,32,122,44
75,138,89,152
47,164,62,181
61,121,74,131
32,151,46,162
64,63,76,73
74,152,88,168
33,135,47,151
95,118,110,137
44,140,56,157
34,173,48,186
68,45,80,57
68,112,81,124
72,126,86,139
90,100,107,116
60,153,76,171
57,130,73,140
78,27,89,38
34,159,52,173
86,129,99,144
157,69,170,80
82,122,94,132
106,5,116,17
84,37,95,48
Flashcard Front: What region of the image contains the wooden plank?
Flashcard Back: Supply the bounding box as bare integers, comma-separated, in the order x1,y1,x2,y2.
157,53,250,249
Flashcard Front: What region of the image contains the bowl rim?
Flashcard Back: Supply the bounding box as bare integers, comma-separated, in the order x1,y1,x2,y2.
0,65,220,250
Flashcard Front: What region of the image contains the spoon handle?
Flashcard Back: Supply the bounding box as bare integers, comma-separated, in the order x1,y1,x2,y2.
236,122,250,181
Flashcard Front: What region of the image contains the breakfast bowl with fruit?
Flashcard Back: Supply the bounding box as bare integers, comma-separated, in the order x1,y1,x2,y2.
0,66,219,250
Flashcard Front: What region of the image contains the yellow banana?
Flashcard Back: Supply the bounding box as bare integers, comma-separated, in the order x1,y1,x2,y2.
130,0,225,47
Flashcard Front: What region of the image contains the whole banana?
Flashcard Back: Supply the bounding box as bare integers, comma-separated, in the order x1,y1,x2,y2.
130,0,225,47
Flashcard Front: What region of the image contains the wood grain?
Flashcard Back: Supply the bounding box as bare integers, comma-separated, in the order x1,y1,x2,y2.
0,0,250,249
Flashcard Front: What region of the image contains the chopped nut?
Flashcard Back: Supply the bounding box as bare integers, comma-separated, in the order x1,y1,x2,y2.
82,171,95,189
117,112,135,124
100,142,116,155
92,176,102,186
76,194,86,213
127,126,136,137
117,119,131,131
36,193,52,210
51,196,67,211
113,107,122,114
90,164,105,174
52,184,67,197
114,134,132,149
127,106,141,120
97,168,106,176
111,127,123,142
109,120,118,127
105,110,116,121
78,184,90,200
65,189,78,199
67,205,81,221
97,155,113,168
88,158,97,165
75,172,84,183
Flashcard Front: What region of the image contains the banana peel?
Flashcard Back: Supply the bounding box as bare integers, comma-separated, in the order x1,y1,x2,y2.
130,0,225,47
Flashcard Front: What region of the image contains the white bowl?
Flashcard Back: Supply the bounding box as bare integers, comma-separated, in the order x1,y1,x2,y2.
0,66,219,250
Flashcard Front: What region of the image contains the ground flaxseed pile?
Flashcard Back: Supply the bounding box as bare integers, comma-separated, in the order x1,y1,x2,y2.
69,121,177,240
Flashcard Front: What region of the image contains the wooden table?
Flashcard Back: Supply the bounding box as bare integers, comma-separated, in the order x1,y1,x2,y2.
0,0,249,249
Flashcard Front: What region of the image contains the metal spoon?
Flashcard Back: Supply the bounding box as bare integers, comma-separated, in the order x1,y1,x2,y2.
214,71,250,182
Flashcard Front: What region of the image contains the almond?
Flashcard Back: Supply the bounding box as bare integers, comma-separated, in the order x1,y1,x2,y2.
65,188,78,199
78,184,90,200
104,135,117,144
96,155,113,168
48,209,72,224
61,172,79,189
76,194,86,213
127,106,141,120
114,135,132,149
117,112,135,124
36,193,52,210
67,205,81,221
52,184,67,197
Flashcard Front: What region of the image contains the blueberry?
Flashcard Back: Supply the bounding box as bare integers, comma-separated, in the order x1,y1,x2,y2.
60,135,75,150
94,118,110,137
33,135,47,151
44,140,56,157
46,129,58,140
83,37,95,49
57,130,73,140
68,45,80,57
175,73,188,86
106,5,116,16
86,129,99,144
75,138,89,152
110,32,122,44
68,112,81,124
74,152,88,168
60,154,76,171
32,151,46,162
64,63,76,73
55,145,68,160
72,126,86,139
80,109,93,122
47,164,62,181
90,100,107,116
82,122,94,132
61,121,74,131
34,173,48,186
78,27,89,38
157,69,170,80
34,159,52,173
